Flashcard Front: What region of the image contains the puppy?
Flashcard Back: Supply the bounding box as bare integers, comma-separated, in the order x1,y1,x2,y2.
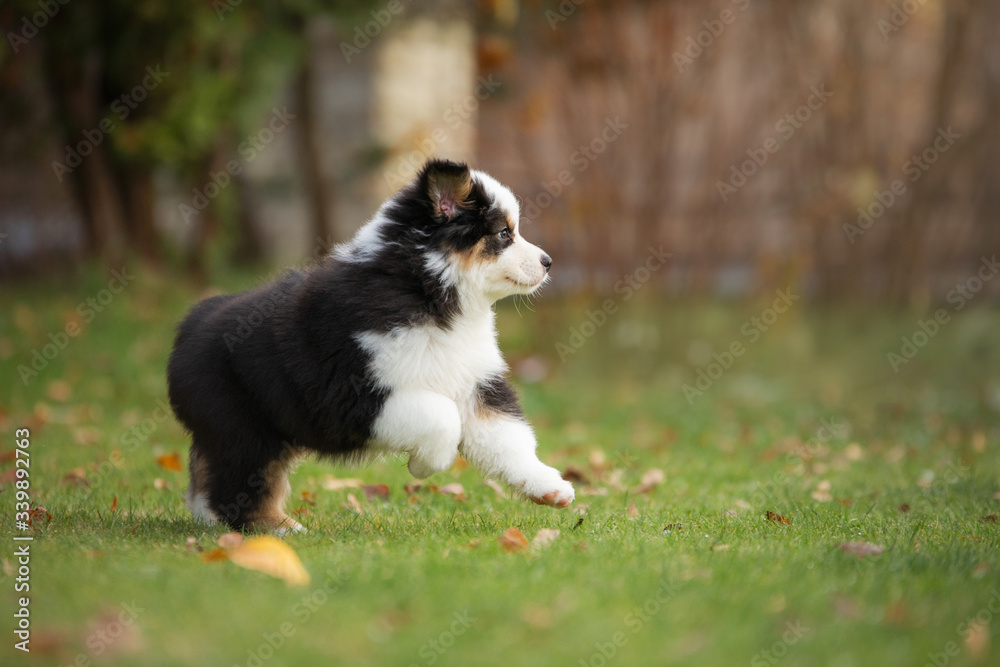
167,159,575,533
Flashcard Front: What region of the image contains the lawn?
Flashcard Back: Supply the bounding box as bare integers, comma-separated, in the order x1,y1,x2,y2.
1,265,999,667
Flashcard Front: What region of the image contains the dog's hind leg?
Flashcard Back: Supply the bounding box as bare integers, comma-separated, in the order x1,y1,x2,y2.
196,431,305,535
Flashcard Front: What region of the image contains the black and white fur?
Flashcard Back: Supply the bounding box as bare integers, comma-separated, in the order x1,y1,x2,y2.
167,159,575,533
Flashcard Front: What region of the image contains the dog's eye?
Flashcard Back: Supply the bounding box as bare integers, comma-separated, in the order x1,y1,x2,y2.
498,228,511,242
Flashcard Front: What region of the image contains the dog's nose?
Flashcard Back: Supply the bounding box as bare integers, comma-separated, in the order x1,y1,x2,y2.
540,254,552,272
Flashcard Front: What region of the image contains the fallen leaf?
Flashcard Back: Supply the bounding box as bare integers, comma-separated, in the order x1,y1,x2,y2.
531,528,560,550
110,495,118,511
185,537,202,553
632,468,665,494
838,541,884,558
47,380,72,402
227,536,310,586
588,449,607,472
899,503,911,513
292,506,313,518
811,480,833,502
62,468,89,487
404,480,424,495
980,514,998,523
201,547,229,562
322,476,364,491
156,452,183,472
153,478,171,490
300,490,316,505
561,465,590,485
466,539,481,549
766,511,791,525
484,479,508,499
964,620,990,658
343,493,363,514
626,502,639,519
218,533,244,549
438,483,467,501
27,505,51,526
499,527,529,553
363,484,391,501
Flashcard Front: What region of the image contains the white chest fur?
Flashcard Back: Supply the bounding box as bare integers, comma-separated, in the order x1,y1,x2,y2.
355,307,506,405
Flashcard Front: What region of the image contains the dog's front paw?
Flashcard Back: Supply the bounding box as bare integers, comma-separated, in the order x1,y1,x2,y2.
522,469,575,509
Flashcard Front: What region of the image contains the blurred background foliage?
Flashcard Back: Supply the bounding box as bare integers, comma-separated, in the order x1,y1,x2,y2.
0,0,998,302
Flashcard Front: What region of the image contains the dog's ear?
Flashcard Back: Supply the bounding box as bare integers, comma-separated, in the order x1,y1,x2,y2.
421,159,473,220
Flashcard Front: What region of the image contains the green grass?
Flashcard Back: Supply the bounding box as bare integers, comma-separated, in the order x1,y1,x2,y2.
1,265,999,666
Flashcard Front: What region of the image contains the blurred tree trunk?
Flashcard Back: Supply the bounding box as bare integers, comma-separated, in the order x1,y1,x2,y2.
296,49,335,255
231,171,265,264
120,164,161,263
43,47,127,267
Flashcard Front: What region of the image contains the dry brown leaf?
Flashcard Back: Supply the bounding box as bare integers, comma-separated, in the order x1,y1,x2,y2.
27,505,51,526
626,502,640,519
185,537,202,553
343,493,363,514
766,511,791,525
965,621,990,658
110,495,118,511
322,476,364,491
363,484,391,501
404,480,425,495
562,465,591,485
227,536,310,586
438,483,467,501
156,452,183,472
632,469,665,494
499,527,529,553
218,533,244,549
300,490,316,505
588,449,608,472
484,479,508,499
153,478,170,490
980,514,998,523
201,547,229,562
62,468,89,487
47,380,72,402
838,541,884,558
898,503,911,513
531,528,560,550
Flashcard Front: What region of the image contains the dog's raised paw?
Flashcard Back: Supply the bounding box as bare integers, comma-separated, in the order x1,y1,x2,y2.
525,478,575,508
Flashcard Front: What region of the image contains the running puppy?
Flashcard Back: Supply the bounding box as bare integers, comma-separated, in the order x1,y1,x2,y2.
167,159,575,533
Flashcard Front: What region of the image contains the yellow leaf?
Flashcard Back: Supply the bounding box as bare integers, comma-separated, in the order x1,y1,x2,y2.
499,527,529,553
227,536,310,587
156,452,183,472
